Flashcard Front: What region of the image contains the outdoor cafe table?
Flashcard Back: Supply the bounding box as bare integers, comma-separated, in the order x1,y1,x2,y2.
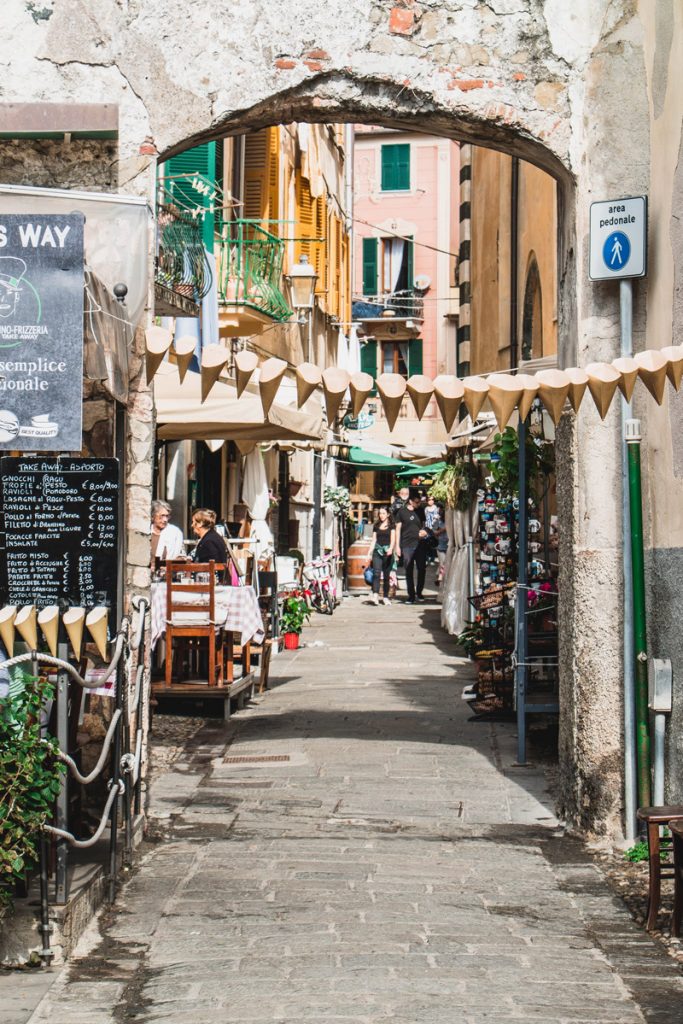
150,581,264,650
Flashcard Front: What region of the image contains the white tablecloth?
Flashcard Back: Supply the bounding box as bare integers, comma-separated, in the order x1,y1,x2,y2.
151,582,264,649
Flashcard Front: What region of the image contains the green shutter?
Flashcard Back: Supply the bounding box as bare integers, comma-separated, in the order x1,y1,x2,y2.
362,237,378,296
408,339,423,376
381,144,410,191
165,142,217,250
406,238,414,289
360,339,378,396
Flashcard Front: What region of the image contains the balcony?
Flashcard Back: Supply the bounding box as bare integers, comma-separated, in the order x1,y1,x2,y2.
217,220,292,336
352,288,424,341
155,185,213,317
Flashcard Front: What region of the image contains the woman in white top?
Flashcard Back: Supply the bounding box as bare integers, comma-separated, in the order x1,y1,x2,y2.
150,500,185,563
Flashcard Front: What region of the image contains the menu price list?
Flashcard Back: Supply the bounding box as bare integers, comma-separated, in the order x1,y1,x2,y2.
0,457,119,619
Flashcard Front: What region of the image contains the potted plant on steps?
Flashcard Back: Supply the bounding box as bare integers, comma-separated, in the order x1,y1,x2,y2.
280,593,311,650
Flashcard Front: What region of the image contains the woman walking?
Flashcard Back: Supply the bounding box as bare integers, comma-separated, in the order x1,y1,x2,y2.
366,506,396,606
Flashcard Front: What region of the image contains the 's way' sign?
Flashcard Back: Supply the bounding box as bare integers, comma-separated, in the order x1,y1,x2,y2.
589,196,647,281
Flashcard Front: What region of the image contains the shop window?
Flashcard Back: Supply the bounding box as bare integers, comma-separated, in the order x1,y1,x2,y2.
381,143,410,191
522,259,543,362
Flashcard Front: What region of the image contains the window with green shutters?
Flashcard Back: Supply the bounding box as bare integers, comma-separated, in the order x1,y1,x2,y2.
362,237,378,296
164,142,217,250
381,143,410,191
360,339,378,395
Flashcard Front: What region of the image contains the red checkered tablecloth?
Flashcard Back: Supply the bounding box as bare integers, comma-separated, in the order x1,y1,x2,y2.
151,583,264,650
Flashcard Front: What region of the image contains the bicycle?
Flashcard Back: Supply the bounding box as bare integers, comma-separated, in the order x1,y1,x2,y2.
302,556,336,615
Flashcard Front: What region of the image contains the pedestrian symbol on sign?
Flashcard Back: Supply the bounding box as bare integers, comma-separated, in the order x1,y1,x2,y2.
603,230,631,271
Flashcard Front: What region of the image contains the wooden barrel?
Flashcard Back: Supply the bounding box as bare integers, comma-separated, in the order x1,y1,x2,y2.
347,538,373,592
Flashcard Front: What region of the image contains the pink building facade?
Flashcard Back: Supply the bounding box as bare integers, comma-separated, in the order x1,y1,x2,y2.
352,127,460,446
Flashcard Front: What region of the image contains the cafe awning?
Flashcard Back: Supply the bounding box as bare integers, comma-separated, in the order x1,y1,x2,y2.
347,446,416,473
154,363,323,443
396,461,447,477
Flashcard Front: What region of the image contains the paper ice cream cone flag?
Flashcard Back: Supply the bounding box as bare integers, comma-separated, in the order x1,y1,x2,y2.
585,362,621,419
564,367,589,413
433,376,465,432
15,605,38,651
145,325,173,383
0,606,16,657
173,335,197,383
463,376,489,421
662,345,683,391
612,357,639,402
205,439,225,453
516,373,540,421
259,357,288,416
37,606,60,657
86,607,109,660
63,607,85,660
321,367,350,424
486,374,525,431
406,375,435,420
535,369,571,425
377,373,407,431
200,345,229,402
634,350,669,404
296,363,322,408
349,372,374,417
234,349,258,398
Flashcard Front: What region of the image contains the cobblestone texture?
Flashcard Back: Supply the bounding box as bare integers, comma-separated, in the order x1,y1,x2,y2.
12,591,683,1022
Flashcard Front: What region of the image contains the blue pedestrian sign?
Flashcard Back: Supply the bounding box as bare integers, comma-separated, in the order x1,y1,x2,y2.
589,196,647,280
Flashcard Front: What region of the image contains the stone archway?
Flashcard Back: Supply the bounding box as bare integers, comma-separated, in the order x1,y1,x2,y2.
5,1,658,837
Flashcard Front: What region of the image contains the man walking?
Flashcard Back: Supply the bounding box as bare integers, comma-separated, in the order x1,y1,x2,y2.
395,494,428,603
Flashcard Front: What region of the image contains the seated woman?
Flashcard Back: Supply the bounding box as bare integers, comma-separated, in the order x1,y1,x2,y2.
191,508,228,565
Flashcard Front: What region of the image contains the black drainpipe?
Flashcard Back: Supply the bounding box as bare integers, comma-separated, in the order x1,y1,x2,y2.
510,156,520,370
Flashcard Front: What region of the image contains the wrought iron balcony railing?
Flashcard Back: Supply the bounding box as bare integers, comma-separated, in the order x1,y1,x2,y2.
352,288,424,321
155,201,212,306
217,219,292,323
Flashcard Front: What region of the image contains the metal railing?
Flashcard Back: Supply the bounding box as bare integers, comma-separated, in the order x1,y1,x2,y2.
156,201,213,302
352,288,424,320
217,219,292,323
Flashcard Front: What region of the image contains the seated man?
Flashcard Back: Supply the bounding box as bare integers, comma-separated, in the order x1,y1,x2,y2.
151,500,185,564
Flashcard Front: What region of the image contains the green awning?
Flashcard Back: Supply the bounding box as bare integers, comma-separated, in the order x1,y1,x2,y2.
348,447,416,472
396,461,447,477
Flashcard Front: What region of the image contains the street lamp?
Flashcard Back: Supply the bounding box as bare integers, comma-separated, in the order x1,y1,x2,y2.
286,254,318,313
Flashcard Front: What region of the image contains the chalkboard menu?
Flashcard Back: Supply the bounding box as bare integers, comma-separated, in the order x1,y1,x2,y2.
0,457,119,624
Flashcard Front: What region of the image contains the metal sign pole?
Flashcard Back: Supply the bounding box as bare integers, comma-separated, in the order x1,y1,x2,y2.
515,417,529,766
55,641,70,904
620,279,637,840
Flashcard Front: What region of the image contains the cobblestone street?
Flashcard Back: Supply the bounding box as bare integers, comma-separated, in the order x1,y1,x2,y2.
16,591,683,1023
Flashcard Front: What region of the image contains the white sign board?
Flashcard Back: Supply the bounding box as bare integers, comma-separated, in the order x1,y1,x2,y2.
589,196,647,281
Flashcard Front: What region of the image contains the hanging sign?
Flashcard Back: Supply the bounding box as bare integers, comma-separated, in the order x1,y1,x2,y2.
589,196,647,281
0,457,119,626
0,213,84,451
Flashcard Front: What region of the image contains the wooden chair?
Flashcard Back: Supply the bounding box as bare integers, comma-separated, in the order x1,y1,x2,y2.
636,805,683,930
670,819,683,937
164,561,224,687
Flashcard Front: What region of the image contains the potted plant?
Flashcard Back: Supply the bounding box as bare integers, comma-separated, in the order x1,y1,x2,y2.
280,593,311,650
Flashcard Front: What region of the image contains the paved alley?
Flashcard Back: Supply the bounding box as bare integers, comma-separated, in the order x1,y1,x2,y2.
21,592,683,1023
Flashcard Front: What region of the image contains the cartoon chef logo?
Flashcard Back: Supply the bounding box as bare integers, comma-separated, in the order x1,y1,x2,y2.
0,257,27,318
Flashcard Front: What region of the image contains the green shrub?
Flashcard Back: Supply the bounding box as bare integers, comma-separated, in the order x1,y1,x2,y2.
0,676,64,916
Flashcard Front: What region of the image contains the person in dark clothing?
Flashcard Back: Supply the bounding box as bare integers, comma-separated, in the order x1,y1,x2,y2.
390,486,410,518
365,505,396,605
394,495,428,603
191,508,228,564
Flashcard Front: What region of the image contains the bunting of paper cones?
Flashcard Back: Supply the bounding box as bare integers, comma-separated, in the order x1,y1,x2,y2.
516,373,540,421
173,335,196,383
15,605,38,650
259,357,288,416
535,369,571,426
296,362,322,408
63,607,85,660
662,345,683,391
564,367,589,413
200,345,229,402
321,367,350,424
205,439,225,453
38,606,59,657
234,349,258,398
486,374,525,431
433,375,465,432
349,371,374,417
612,356,639,402
377,373,407,431
0,606,16,657
585,362,621,419
145,325,173,383
463,376,489,421
634,350,669,404
406,374,434,420
86,607,109,660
